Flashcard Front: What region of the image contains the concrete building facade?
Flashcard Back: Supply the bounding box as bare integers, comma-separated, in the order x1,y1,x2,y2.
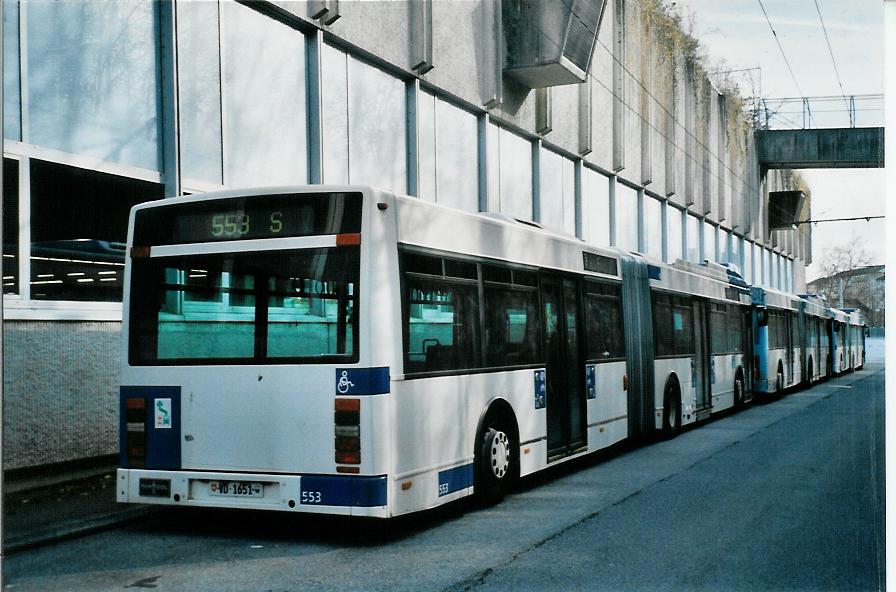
2,0,809,470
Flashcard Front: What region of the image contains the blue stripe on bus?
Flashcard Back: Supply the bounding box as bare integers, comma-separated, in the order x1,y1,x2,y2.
119,386,182,470
438,463,474,497
335,367,390,396
300,475,387,507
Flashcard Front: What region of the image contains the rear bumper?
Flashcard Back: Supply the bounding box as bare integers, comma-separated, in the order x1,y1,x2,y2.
117,468,390,518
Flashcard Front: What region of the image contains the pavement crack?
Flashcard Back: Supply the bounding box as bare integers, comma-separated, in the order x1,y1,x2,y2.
125,575,161,589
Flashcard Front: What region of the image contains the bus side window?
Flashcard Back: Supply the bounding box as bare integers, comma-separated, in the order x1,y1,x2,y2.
584,281,624,361
405,280,480,373
710,304,727,354
672,303,694,356
483,285,540,367
652,294,673,356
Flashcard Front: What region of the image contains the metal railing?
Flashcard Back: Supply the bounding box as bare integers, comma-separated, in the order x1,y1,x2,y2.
750,94,884,130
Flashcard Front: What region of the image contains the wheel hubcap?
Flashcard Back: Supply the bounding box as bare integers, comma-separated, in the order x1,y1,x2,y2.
490,431,509,479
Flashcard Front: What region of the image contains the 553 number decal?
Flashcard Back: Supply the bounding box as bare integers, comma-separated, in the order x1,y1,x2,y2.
300,490,322,504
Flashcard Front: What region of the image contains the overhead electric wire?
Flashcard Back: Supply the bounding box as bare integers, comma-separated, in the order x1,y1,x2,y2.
812,0,850,111
756,0,805,98
793,215,885,225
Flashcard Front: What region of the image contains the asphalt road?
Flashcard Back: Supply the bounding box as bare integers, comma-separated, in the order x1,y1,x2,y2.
4,365,884,592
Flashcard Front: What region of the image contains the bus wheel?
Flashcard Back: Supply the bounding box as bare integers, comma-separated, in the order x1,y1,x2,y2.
807,357,814,386
475,422,516,505
662,382,681,439
776,365,784,394
733,373,745,409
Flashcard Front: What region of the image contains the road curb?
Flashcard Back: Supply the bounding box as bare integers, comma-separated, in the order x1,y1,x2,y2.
4,506,157,554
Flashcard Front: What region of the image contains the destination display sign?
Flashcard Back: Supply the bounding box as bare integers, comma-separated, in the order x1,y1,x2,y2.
133,192,362,246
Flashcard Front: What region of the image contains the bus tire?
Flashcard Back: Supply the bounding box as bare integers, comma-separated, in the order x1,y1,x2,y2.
662,380,681,439
733,371,745,409
807,357,814,386
776,363,784,394
474,411,518,505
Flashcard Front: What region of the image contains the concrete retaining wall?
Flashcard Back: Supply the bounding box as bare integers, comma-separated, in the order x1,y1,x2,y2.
4,321,121,470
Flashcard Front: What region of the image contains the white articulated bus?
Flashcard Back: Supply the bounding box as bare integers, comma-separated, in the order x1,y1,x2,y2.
650,260,752,430
799,294,830,384
118,185,758,517
830,307,850,375
841,309,866,372
751,287,800,394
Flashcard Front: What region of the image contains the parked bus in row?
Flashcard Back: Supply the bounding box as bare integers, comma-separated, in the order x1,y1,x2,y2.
799,294,831,384
842,309,867,372
830,307,850,375
117,186,864,518
751,287,800,395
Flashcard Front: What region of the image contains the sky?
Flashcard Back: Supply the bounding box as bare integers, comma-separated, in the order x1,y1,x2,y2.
671,0,885,281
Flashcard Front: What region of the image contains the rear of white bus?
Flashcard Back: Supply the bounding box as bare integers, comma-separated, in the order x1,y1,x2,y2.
116,186,400,517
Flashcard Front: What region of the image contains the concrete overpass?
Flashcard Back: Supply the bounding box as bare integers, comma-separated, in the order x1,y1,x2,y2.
756,127,885,170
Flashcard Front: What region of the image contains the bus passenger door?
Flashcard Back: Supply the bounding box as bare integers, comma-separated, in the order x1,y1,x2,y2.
692,300,711,413
785,313,793,383
541,274,586,460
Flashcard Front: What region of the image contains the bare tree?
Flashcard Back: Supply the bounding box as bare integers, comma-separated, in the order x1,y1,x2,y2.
815,235,873,308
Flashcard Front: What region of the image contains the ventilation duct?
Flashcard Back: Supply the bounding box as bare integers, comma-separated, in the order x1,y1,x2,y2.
768,190,807,230
503,0,608,88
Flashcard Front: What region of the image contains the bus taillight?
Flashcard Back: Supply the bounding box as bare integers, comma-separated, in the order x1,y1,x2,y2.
334,398,361,465
125,397,147,467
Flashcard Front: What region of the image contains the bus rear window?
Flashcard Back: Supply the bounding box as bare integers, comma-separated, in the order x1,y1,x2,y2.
129,247,358,365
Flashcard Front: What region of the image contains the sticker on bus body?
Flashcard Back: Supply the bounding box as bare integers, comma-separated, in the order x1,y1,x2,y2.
534,370,546,409
154,398,172,429
585,365,596,400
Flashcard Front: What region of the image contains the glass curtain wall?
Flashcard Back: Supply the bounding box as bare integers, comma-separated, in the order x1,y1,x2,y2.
666,205,683,263
718,229,729,264
4,0,21,140
24,1,161,170
686,213,700,263
321,44,406,193
418,91,478,212
615,183,638,252
487,124,533,221
539,148,575,234
643,195,663,260
177,0,224,185
703,221,716,263
582,168,610,247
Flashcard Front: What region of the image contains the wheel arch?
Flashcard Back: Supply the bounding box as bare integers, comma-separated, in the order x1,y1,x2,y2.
663,372,682,399
473,397,520,463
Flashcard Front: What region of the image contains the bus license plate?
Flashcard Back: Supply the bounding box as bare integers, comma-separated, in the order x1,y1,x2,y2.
208,481,263,498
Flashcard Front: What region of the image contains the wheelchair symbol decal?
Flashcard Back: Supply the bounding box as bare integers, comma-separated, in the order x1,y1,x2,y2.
337,371,355,394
